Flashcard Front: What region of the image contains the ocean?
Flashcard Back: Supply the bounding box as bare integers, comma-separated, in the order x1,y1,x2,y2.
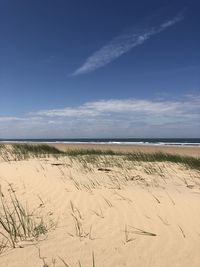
0,138,200,146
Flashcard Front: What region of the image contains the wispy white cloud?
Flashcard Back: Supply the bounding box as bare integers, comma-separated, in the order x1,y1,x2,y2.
0,95,199,138
37,94,200,119
36,99,180,117
72,12,184,76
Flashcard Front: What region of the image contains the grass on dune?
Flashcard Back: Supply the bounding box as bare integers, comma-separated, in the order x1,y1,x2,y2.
0,185,51,251
68,149,200,171
12,144,64,159
65,149,200,171
1,144,199,171
65,149,116,156
13,144,63,155
0,144,6,153
125,152,200,171
0,144,11,161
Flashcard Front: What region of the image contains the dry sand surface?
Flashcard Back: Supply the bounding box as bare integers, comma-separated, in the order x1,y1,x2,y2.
0,144,200,267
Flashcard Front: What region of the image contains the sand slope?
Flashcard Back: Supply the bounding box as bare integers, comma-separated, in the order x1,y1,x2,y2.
0,151,200,267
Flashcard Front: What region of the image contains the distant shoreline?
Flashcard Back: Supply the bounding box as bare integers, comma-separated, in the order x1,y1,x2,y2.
1,138,200,147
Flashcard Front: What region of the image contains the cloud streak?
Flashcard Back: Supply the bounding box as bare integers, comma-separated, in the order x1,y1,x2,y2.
72,12,184,76
0,95,199,138
36,99,182,117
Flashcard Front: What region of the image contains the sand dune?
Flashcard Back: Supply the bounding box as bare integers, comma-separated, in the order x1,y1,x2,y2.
0,145,200,266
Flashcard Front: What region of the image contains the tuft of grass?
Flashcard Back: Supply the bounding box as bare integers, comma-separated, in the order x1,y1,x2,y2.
0,144,5,150
12,144,64,160
0,144,11,161
0,185,52,249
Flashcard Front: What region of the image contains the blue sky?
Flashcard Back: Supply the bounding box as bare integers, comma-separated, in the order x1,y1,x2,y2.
0,0,200,138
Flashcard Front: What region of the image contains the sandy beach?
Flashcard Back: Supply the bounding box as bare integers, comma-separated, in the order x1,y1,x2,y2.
0,144,200,267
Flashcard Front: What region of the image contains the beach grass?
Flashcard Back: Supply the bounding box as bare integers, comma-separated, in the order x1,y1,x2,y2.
11,144,64,160
125,152,200,171
0,144,199,171
65,148,200,171
0,185,51,249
